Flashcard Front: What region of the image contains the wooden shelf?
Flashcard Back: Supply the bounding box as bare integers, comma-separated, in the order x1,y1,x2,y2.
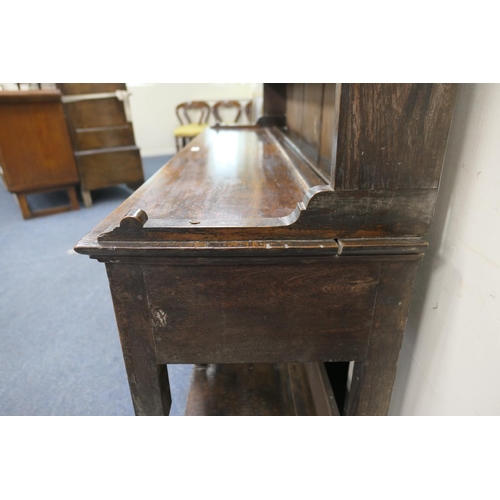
185,362,339,416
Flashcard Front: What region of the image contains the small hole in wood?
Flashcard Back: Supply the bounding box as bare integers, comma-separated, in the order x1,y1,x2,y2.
189,220,201,224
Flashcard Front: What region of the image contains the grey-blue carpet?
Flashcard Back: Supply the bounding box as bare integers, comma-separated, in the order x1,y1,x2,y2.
0,156,193,415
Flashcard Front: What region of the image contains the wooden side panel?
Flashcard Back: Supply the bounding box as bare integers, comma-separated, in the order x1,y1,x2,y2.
144,259,380,364
346,259,420,416
75,147,144,190
335,83,457,190
0,99,79,192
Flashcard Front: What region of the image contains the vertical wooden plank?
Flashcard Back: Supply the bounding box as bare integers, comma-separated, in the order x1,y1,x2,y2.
277,364,297,416
106,263,171,416
263,83,287,116
286,83,305,148
288,363,316,416
335,84,457,191
305,362,340,416
300,83,324,166
319,83,339,183
346,259,421,416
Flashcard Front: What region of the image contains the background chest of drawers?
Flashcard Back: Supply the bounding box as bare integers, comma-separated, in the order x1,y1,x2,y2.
57,83,145,208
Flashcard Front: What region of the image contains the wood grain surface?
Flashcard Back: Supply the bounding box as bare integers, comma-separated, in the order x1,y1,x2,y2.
143,258,380,364
0,91,79,193
335,83,457,190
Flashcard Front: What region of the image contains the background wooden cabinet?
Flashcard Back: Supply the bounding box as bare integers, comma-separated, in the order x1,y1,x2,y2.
0,90,79,219
57,83,145,207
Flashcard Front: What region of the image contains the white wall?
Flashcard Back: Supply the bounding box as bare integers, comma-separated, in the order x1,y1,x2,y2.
127,83,262,157
389,84,500,415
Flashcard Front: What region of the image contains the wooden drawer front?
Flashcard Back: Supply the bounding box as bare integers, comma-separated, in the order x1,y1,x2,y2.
75,147,143,190
143,260,380,364
74,125,135,151
65,98,127,128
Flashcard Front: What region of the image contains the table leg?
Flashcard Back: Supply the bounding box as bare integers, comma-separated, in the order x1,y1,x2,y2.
346,260,420,416
106,263,172,416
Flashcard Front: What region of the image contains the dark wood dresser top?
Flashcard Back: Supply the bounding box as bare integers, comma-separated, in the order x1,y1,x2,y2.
75,125,328,256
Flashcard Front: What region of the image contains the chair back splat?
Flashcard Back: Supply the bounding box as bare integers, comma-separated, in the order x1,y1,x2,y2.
175,101,210,125
174,101,211,151
213,100,242,124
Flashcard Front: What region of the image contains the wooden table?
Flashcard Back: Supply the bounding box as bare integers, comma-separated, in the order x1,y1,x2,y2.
75,84,457,416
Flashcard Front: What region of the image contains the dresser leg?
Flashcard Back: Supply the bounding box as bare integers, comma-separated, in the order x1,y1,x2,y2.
15,193,32,219
67,185,80,211
81,187,93,208
346,260,420,416
106,263,172,416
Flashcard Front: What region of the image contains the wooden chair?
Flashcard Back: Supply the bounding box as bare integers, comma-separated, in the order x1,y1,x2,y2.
174,101,210,151
213,100,242,124
245,100,253,123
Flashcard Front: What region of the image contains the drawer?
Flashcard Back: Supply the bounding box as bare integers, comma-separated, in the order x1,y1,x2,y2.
75,147,143,190
142,259,381,364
